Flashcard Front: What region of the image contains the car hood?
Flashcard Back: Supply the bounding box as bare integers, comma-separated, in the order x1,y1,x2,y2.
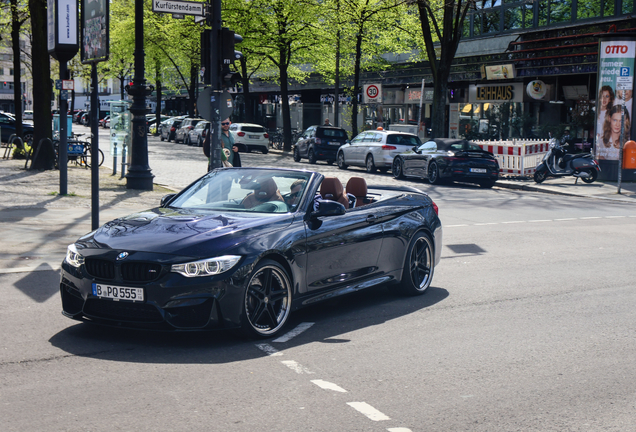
86,207,294,256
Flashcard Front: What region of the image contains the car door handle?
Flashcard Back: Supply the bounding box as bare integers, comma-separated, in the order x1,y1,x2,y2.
366,215,378,223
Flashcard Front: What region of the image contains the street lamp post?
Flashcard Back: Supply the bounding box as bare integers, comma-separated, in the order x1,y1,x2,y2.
125,0,154,190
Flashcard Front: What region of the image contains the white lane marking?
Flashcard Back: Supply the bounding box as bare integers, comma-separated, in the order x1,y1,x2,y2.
445,224,469,227
272,322,315,343
528,219,552,222
606,215,626,218
387,428,413,432
281,360,314,374
347,402,391,421
501,220,525,224
554,218,577,221
311,379,348,393
474,222,498,226
580,216,602,219
255,343,283,357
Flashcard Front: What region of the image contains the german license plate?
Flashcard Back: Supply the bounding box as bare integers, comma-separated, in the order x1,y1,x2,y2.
470,168,487,173
249,134,259,139
330,141,341,145
92,283,144,302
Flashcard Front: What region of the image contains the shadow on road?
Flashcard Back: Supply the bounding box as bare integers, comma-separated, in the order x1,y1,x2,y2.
48,285,449,363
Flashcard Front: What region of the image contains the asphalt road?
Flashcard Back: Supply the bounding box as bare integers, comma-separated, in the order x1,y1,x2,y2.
2,125,636,431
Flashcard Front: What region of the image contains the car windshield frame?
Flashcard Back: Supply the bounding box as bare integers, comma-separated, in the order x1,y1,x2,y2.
167,168,316,214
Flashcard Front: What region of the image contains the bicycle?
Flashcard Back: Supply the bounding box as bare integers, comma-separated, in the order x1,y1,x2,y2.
269,129,284,150
53,133,104,169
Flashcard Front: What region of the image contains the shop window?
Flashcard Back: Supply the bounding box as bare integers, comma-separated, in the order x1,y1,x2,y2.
463,16,471,38
623,0,634,14
523,2,534,27
473,14,482,36
477,0,502,7
577,0,601,19
483,10,500,33
504,7,523,30
603,0,615,16
0,67,3,75
550,0,571,22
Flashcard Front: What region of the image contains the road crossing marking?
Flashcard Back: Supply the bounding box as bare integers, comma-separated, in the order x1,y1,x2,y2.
311,379,348,392
281,360,314,374
273,322,314,343
347,402,391,421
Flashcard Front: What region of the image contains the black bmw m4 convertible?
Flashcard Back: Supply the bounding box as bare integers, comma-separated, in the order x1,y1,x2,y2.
60,167,442,338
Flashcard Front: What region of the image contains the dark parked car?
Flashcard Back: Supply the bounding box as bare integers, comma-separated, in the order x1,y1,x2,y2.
175,118,203,144
0,112,34,144
392,138,500,188
160,118,184,142
293,125,348,164
58,167,442,338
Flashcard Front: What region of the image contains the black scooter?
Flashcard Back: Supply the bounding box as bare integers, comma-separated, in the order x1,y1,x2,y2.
534,138,600,184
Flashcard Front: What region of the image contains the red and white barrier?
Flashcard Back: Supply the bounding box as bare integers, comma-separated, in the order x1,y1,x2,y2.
473,139,550,177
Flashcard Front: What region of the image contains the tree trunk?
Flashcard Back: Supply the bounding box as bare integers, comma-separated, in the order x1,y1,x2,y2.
188,65,196,117
240,57,254,123
28,0,53,170
120,76,126,100
11,0,22,137
280,48,292,151
334,30,340,128
351,31,363,138
431,66,449,138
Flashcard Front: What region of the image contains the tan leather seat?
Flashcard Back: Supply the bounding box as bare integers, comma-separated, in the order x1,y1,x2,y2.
242,177,284,209
320,177,349,209
345,177,369,207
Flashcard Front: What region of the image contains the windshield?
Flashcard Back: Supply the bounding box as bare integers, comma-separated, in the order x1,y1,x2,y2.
169,169,313,213
386,134,421,145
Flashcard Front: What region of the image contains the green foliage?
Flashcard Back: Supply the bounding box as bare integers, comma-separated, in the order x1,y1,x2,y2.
12,142,32,159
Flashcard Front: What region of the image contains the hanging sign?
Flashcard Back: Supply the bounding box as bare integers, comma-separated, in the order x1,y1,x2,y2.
526,80,547,100
47,0,79,62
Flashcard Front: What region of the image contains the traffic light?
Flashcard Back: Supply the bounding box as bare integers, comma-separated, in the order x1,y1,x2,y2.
221,27,243,88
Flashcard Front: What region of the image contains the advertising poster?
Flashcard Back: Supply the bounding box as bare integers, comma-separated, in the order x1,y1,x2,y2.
81,0,109,63
595,40,635,161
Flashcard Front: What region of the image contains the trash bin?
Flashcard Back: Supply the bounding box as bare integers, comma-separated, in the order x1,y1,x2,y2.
623,140,636,169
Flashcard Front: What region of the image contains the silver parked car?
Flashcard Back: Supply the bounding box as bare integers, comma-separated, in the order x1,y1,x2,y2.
229,123,269,154
187,120,210,147
337,129,422,173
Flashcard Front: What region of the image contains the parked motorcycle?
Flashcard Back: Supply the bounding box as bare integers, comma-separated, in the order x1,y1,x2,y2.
534,138,600,184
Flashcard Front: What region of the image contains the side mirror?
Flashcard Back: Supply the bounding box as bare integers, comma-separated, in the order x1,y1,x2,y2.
311,200,346,218
160,194,176,207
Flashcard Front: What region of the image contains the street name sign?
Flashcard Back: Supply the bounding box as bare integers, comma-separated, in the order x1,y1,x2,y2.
152,0,205,16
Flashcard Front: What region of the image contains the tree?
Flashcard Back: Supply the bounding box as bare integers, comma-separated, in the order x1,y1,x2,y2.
27,0,52,169
224,0,318,151
415,0,474,138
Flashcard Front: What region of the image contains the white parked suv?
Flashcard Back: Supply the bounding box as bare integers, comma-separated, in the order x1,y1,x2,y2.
229,123,269,154
337,129,422,173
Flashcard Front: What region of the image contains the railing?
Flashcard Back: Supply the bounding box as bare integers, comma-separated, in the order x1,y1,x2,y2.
472,139,551,177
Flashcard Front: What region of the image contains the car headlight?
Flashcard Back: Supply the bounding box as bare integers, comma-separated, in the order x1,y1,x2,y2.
171,255,241,277
65,244,85,268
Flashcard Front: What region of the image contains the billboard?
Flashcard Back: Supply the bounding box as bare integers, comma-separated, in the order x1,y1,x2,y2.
81,0,109,63
595,40,635,161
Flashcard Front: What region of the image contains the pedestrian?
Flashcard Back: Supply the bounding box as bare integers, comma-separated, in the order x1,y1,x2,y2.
324,118,332,126
202,119,241,171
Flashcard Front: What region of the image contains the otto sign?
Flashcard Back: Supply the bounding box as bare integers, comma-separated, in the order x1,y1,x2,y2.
152,0,205,16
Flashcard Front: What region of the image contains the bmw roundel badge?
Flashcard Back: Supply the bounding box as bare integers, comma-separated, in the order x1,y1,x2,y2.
116,252,129,261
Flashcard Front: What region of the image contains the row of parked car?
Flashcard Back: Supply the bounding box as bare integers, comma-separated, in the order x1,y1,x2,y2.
158,116,271,154
292,125,500,188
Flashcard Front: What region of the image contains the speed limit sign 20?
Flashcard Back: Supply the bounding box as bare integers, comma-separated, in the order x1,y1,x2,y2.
363,84,382,103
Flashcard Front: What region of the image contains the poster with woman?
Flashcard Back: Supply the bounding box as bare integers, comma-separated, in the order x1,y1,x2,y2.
595,40,635,161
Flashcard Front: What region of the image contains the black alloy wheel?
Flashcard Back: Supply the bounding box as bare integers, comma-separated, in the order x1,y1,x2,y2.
365,154,376,173
398,231,434,296
261,147,268,154
337,152,348,169
197,136,202,147
534,169,547,184
580,169,598,183
185,135,191,146
427,161,441,184
242,259,293,338
293,147,301,162
160,134,165,141
479,179,496,188
308,148,317,164
393,158,404,179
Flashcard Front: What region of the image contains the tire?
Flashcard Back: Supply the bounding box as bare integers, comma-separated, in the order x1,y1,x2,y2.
241,259,293,338
185,135,190,146
337,152,348,169
261,147,268,154
84,148,105,168
23,133,33,145
393,157,405,179
197,137,202,147
398,231,434,296
427,161,442,185
308,148,317,164
327,160,334,165
365,154,376,173
534,169,547,184
580,169,597,184
378,167,388,174
160,135,164,142
293,147,301,162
